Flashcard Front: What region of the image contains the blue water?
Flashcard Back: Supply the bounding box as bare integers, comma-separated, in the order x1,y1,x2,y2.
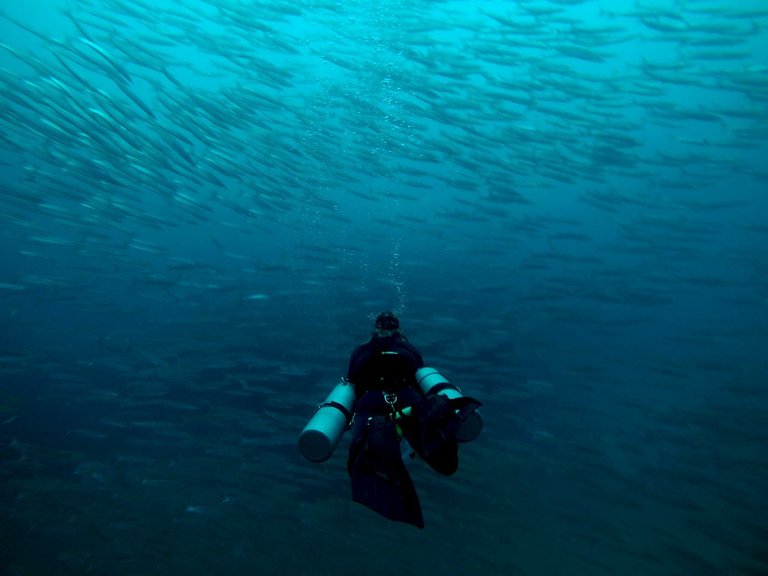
1,1,767,574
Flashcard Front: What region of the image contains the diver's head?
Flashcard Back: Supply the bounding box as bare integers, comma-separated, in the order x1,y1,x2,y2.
373,311,400,337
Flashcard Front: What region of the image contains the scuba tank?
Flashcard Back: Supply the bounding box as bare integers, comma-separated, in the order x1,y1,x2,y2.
298,378,355,462
415,367,483,443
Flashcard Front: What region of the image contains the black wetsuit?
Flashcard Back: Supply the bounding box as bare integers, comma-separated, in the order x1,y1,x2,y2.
347,333,424,397
345,332,427,527
344,331,481,528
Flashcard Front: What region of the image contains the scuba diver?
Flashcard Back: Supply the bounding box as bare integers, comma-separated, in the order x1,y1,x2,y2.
299,311,482,529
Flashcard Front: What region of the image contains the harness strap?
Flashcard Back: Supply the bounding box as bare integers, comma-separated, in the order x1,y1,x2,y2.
426,382,457,396
317,400,352,425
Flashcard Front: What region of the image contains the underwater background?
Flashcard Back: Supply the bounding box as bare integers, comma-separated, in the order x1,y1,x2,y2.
1,0,767,574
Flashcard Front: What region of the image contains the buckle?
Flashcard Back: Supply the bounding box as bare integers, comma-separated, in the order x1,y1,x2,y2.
383,391,398,416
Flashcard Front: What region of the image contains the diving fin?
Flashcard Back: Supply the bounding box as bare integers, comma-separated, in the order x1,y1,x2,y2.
409,394,482,476
348,416,424,529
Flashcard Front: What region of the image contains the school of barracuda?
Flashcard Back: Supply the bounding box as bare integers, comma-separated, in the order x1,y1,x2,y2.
1,0,767,574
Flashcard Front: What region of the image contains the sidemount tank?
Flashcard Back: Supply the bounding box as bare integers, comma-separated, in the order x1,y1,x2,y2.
298,379,355,462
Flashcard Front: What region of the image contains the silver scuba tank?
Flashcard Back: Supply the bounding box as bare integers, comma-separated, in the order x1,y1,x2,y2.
415,367,483,443
298,378,355,462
